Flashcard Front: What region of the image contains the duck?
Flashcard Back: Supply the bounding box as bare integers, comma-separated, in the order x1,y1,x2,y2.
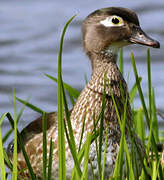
6,7,160,179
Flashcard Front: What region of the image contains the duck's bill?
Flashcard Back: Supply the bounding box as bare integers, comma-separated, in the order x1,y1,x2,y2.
129,26,160,48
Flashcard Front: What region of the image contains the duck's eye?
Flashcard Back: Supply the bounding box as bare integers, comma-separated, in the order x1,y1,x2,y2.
100,16,124,27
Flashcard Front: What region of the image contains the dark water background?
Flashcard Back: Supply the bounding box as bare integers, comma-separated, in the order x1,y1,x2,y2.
0,0,164,145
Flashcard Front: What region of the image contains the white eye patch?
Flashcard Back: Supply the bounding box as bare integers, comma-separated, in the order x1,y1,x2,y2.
100,16,124,27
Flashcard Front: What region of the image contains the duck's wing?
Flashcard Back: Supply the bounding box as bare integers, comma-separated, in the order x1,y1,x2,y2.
6,112,57,157
20,112,57,144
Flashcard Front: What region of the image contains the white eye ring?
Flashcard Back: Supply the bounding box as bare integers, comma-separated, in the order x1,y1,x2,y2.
100,16,124,27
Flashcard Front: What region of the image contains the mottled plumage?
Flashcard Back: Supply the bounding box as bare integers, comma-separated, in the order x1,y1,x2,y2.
6,7,160,179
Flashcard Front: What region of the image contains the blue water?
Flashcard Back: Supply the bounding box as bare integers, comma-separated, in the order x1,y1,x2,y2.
0,0,164,144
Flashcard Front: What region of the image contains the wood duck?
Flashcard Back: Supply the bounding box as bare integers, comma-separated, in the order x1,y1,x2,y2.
6,7,160,179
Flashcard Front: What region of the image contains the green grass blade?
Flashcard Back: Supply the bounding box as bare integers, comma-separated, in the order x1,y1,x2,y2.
57,14,76,180
12,89,17,180
42,112,47,179
152,88,159,143
58,43,66,180
3,149,13,170
71,147,85,180
17,132,36,179
130,137,139,178
93,113,99,178
81,133,92,180
59,20,82,177
119,48,124,75
2,128,13,143
3,97,29,143
113,132,124,179
98,77,107,179
48,138,54,180
147,48,152,122
113,85,129,179
129,77,142,104
78,114,86,152
60,70,80,164
16,97,44,114
45,74,80,99
112,103,123,178
89,162,95,180
136,108,145,143
46,74,77,105
62,86,82,177
146,111,154,155
0,113,7,180
6,113,15,129
152,161,157,180
6,113,36,179
71,130,99,180
17,96,31,123
124,140,135,180
131,53,150,128
131,52,164,179
122,95,135,180
101,127,108,180
68,94,76,105
0,113,8,125
110,90,121,126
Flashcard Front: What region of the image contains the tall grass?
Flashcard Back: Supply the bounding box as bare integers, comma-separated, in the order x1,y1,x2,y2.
0,16,164,180
12,89,17,180
0,113,7,179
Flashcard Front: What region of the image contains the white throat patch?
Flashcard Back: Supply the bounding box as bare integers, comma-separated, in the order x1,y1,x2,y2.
105,45,120,56
105,41,130,56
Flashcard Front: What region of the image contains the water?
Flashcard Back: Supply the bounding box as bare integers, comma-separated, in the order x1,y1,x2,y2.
0,0,164,145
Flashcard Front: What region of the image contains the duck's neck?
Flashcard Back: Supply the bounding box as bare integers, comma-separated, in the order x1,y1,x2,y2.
86,51,133,128
89,51,118,72
71,51,132,144
88,51,123,96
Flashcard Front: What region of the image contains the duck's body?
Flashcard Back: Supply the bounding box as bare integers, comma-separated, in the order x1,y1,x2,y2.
7,7,160,179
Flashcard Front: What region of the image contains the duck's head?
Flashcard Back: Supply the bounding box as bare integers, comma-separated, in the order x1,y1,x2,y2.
82,7,160,58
